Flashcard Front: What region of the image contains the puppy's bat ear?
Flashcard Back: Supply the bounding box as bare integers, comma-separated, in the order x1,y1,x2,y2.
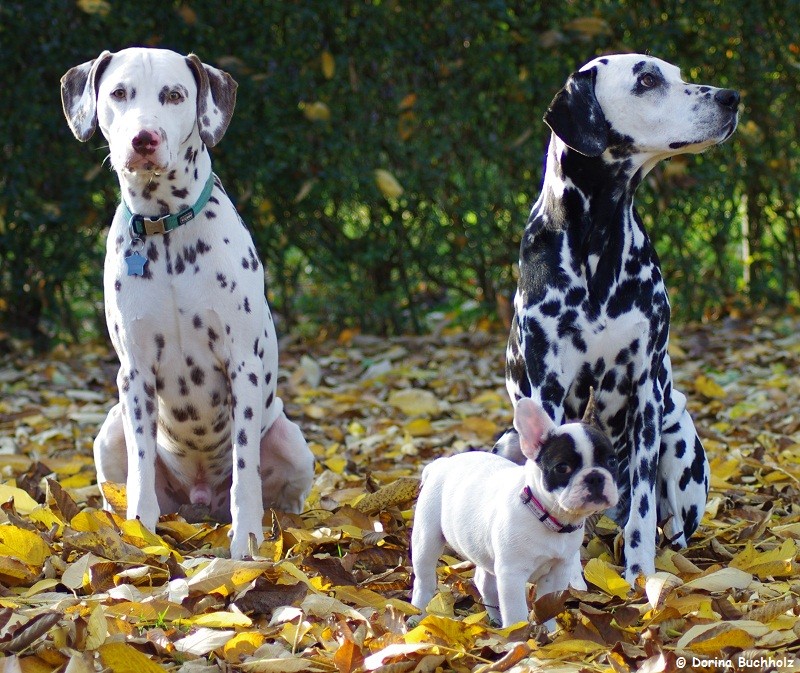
514,397,556,461
544,67,608,157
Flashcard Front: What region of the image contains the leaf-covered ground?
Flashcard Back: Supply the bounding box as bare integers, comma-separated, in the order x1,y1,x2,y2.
1,316,799,672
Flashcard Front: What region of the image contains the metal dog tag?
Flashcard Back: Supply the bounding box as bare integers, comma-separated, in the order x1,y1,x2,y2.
125,251,148,276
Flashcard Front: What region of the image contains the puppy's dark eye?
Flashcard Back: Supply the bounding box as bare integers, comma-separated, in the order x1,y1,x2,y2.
111,88,126,100
168,90,183,102
639,73,657,89
554,463,572,475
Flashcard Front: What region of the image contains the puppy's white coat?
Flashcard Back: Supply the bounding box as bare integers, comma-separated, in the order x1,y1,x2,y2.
411,394,617,627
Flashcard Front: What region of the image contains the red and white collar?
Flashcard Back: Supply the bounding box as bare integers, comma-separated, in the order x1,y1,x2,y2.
520,485,582,534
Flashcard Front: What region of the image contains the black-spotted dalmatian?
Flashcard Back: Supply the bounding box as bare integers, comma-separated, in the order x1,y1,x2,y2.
61,48,315,559
494,54,739,580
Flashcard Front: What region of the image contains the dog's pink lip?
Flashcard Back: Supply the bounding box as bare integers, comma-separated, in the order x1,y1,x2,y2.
123,157,168,173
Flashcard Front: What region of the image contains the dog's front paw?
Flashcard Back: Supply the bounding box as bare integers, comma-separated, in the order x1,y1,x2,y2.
128,501,160,532
229,528,264,560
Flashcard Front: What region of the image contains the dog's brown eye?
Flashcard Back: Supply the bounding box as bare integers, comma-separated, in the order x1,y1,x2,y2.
639,73,657,89
111,88,126,100
554,463,571,475
168,90,183,102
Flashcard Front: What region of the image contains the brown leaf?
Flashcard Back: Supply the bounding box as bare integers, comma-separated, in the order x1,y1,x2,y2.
47,477,80,522
303,555,357,586
0,611,62,653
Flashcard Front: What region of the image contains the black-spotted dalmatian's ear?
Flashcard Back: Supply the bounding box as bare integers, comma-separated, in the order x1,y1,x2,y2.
544,67,608,157
185,54,238,148
61,51,114,142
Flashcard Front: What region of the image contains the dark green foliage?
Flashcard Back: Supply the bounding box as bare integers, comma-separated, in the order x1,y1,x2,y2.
2,1,799,342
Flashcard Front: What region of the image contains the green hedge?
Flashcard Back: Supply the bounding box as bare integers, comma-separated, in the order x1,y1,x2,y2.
2,1,799,343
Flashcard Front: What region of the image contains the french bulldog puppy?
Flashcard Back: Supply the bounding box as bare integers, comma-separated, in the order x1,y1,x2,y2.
411,389,618,628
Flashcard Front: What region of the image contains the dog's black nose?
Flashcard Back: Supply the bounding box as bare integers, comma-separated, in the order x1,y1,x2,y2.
584,470,606,496
714,88,740,111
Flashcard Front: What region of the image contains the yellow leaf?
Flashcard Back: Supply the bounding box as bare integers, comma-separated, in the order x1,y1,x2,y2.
0,555,39,586
539,638,607,658
457,416,499,441
187,558,271,596
404,418,434,437
223,631,266,660
676,622,755,654
99,481,127,515
70,509,121,533
682,567,753,592
176,611,253,628
333,585,388,609
28,504,64,531
730,539,796,579
0,525,50,566
0,483,40,515
321,50,335,79
77,0,111,16
583,558,631,598
388,388,439,416
694,374,726,399
120,518,169,548
177,4,197,25
85,604,108,650
293,178,318,203
354,477,420,514
302,101,331,122
398,93,417,110
405,614,484,648
425,591,455,618
563,16,611,37
98,642,168,673
323,456,348,474
374,169,404,199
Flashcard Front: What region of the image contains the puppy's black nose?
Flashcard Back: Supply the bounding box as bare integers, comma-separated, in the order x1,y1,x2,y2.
714,89,740,111
584,470,606,496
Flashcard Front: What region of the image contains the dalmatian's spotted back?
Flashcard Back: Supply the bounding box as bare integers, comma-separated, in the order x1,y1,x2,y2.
496,54,739,579
61,48,315,559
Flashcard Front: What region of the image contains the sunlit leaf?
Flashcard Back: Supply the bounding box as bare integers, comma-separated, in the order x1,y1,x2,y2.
98,642,169,673
302,101,331,122
583,558,631,598
0,525,50,566
321,51,335,79
374,169,404,199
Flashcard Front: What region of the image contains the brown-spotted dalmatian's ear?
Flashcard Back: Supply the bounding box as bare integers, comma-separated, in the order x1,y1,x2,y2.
185,54,238,148
61,50,114,142
543,67,608,157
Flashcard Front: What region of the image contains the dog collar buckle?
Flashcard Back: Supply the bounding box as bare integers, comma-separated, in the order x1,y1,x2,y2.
520,486,581,534
141,216,168,236
121,173,215,237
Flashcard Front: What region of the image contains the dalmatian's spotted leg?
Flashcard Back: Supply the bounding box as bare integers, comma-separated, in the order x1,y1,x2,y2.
622,376,663,582
227,354,270,559
657,372,709,548
115,363,162,530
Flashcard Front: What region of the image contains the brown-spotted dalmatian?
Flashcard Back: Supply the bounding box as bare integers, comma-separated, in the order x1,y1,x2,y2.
494,54,739,581
61,48,315,559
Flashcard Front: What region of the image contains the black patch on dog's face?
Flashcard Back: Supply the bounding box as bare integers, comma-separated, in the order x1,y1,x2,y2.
536,427,617,493
536,433,583,491
586,426,618,477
